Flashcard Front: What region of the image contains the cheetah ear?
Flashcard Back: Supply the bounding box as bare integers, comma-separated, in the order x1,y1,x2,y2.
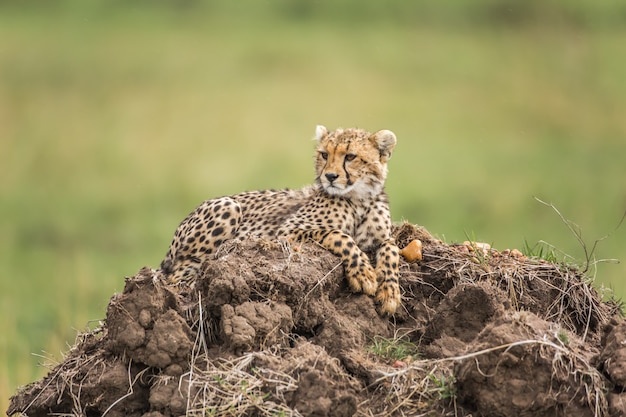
314,125,329,142
371,129,397,160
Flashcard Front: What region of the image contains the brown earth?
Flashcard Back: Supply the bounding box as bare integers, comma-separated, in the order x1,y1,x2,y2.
7,223,626,417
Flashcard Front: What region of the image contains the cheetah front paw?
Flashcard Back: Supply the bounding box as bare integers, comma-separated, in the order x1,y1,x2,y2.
375,282,401,315
346,262,378,296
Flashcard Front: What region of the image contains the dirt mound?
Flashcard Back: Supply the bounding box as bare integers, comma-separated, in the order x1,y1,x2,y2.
8,223,626,417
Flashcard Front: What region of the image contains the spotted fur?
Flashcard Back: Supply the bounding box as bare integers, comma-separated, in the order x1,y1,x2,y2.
160,126,401,314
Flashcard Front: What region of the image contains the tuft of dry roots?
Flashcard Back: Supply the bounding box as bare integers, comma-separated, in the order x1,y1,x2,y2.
181,351,299,417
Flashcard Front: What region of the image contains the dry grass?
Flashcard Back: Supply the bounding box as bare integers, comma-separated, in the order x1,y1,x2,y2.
412,234,619,342
365,336,608,417
182,351,299,417
360,362,457,417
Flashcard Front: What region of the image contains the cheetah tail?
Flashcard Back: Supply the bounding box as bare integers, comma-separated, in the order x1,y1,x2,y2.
159,252,174,275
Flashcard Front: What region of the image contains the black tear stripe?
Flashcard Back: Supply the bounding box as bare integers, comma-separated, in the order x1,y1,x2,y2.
343,142,353,185
344,162,352,185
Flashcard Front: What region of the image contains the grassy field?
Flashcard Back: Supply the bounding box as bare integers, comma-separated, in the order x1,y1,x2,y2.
2,1,625,412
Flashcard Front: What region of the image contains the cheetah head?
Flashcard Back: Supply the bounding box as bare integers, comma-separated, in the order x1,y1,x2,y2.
314,125,396,200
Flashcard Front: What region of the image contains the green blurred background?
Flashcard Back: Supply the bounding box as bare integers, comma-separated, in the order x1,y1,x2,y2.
2,0,625,411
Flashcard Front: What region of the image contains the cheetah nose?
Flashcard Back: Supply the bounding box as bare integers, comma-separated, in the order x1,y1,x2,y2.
325,173,339,183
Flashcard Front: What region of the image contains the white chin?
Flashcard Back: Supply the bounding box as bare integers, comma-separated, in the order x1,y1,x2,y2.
323,184,349,196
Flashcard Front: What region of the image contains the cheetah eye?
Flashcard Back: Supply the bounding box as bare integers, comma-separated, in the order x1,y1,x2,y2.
345,153,356,161
319,151,328,160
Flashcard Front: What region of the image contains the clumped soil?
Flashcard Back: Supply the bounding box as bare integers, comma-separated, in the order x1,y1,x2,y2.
8,223,626,417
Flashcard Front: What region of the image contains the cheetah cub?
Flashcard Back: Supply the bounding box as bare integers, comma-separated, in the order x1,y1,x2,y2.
161,125,401,314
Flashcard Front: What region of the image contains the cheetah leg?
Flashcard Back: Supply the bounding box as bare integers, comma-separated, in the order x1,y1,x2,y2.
164,197,242,284
374,240,401,315
295,229,378,295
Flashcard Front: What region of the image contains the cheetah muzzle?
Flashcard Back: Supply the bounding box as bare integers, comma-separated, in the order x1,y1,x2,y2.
160,125,403,315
